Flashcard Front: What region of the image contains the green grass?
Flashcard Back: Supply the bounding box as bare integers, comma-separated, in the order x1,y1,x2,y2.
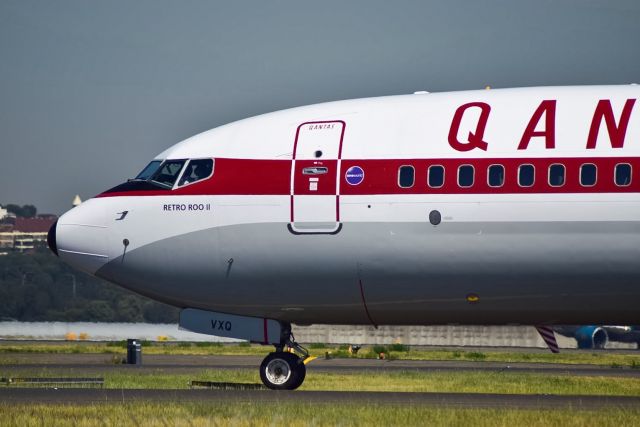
3,341,640,368
404,348,640,366
3,342,640,425
1,403,639,427
0,342,270,356
106,370,640,395
2,368,639,396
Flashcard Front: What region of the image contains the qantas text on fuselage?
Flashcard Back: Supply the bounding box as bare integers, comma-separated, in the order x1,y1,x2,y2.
48,85,640,389
448,98,634,151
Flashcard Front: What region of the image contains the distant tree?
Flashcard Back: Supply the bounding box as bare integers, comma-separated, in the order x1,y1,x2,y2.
143,302,179,323
116,296,145,322
0,248,181,323
4,204,21,216
22,205,37,217
87,301,116,322
32,291,52,320
4,204,37,218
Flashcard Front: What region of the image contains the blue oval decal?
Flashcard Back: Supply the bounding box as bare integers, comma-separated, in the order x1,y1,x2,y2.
345,166,365,186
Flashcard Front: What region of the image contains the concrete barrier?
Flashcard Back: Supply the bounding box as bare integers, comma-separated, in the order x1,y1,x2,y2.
292,324,636,349
0,322,635,349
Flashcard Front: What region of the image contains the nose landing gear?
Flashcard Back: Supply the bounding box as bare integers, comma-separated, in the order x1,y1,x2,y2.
259,331,312,390
260,351,306,390
178,309,314,390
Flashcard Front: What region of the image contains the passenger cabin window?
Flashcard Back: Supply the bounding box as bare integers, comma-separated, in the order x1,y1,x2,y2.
580,164,597,187
135,160,162,180
428,165,444,188
150,160,186,188
488,165,504,187
518,164,535,187
458,165,474,188
398,166,415,188
548,164,565,187
178,159,214,187
615,163,632,187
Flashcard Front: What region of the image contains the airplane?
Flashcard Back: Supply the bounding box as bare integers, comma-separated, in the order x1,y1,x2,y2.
554,325,640,349
47,84,640,389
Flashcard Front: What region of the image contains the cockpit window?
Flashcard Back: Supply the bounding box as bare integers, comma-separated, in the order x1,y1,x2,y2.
150,160,186,188
178,159,214,187
135,160,162,180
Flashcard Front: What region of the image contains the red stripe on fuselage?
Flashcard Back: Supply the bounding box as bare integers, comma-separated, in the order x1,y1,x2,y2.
341,157,640,195
96,156,640,198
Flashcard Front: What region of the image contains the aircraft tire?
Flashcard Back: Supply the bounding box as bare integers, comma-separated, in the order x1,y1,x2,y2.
259,352,306,390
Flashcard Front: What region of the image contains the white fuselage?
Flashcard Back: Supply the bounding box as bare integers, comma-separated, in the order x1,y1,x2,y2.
52,85,640,326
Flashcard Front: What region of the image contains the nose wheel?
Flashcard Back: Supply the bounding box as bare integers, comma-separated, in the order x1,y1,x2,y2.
259,351,306,390
259,328,311,390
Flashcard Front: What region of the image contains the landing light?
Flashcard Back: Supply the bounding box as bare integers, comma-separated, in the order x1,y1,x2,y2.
466,293,480,304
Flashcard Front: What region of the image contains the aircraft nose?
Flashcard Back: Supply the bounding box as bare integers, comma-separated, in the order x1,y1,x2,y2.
55,199,109,275
47,220,58,256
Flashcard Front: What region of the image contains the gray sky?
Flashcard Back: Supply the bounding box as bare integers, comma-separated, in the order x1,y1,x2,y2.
1,0,639,215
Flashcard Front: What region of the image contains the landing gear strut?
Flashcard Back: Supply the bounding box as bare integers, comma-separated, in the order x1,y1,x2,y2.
259,324,310,390
178,309,312,390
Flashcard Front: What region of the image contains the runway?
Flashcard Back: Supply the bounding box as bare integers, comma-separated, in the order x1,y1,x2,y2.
1,353,640,408
2,353,640,378
1,388,639,408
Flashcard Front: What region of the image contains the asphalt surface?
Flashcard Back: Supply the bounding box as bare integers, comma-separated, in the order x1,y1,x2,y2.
1,353,640,378
0,388,639,408
1,353,640,407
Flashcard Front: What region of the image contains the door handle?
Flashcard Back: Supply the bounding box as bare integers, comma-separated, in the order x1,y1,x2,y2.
302,167,328,175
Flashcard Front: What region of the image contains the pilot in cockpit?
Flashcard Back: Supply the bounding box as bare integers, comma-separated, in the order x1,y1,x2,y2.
178,159,213,186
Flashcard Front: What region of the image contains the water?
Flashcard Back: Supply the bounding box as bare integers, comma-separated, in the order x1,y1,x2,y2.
0,321,239,342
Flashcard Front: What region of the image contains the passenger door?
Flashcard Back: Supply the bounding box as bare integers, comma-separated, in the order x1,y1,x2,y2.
290,121,345,234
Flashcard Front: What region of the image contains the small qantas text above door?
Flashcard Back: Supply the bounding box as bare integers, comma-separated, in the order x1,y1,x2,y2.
290,121,345,234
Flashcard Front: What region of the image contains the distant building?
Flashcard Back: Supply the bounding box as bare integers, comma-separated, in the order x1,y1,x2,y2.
0,207,6,220
0,223,13,249
0,215,57,252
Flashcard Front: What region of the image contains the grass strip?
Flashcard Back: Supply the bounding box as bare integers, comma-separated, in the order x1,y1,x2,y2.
2,341,640,368
1,402,640,427
2,368,640,396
